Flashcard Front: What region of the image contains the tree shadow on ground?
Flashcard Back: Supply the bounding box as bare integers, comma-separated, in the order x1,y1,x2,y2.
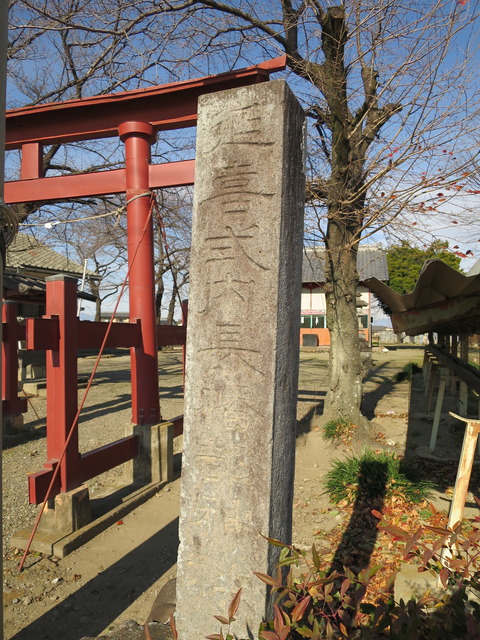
296,402,324,437
158,385,184,399
297,389,326,404
11,518,179,640
329,459,388,575
2,426,46,449
78,395,132,423
361,362,397,420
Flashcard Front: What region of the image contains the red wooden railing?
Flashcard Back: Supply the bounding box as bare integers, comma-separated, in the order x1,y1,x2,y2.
2,276,186,505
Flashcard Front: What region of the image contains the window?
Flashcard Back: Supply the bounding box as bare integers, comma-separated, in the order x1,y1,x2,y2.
300,315,311,329
359,314,369,329
300,314,326,329
311,315,325,329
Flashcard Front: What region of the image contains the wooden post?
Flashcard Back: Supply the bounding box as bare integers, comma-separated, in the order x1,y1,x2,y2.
460,334,469,364
426,360,438,411
448,413,480,528
423,350,433,388
45,276,80,492
429,367,447,452
451,335,458,358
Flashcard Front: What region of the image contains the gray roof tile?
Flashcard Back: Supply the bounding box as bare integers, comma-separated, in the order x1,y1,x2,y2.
6,233,97,277
302,245,388,284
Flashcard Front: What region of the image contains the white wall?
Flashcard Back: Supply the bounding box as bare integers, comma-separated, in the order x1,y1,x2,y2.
301,285,371,315
300,287,326,312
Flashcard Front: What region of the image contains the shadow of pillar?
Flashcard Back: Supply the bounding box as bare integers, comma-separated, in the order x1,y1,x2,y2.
329,460,388,575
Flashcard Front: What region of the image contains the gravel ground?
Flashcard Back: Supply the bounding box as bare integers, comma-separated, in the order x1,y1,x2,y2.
2,348,185,567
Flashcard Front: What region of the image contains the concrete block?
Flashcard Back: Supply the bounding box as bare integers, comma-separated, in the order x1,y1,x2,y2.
40,484,91,535
126,421,174,485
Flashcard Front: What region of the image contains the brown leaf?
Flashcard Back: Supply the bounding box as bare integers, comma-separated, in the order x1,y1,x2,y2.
254,572,280,587
291,595,311,623
228,588,242,622
170,612,179,640
273,604,285,634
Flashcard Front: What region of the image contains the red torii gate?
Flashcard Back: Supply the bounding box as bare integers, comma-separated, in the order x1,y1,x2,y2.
3,57,285,504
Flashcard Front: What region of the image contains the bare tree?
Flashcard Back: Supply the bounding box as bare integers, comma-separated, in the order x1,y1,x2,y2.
23,198,129,320
134,0,479,427
153,188,192,323
8,0,480,427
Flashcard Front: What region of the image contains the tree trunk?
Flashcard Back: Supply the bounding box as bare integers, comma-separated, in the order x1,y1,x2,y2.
167,283,177,325
154,223,166,323
95,296,101,323
323,221,366,428
155,277,164,323
89,280,102,322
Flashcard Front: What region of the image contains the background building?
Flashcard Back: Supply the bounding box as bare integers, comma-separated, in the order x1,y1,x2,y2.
301,245,389,347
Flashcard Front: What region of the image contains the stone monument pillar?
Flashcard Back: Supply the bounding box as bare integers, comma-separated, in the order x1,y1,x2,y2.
176,79,305,639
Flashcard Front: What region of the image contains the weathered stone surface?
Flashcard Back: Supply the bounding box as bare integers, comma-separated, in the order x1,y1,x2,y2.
176,79,305,639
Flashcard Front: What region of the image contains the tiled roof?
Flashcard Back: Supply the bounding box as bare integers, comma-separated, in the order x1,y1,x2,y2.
302,245,389,284
3,268,96,302
6,233,97,277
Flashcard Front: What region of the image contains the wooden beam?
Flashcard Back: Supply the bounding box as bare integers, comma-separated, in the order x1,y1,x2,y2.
5,58,286,149
426,346,480,394
391,294,480,336
4,159,195,204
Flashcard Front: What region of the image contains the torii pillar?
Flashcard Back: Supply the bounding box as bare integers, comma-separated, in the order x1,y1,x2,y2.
119,122,160,426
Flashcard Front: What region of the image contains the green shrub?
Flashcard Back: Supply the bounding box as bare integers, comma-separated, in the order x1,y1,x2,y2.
324,449,433,505
394,362,422,382
322,417,356,443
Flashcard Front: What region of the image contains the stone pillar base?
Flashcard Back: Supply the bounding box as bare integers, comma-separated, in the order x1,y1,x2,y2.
39,484,91,536
125,421,174,486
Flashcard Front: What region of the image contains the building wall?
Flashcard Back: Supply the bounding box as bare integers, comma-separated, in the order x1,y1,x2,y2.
300,285,372,347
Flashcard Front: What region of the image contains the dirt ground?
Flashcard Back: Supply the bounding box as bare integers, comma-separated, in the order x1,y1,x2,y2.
3,346,477,640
